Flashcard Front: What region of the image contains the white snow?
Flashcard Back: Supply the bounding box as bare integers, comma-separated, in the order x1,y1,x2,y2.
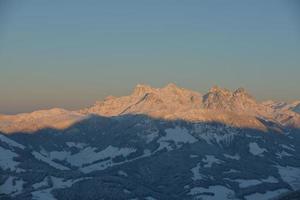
33,177,49,189
71,146,135,167
118,170,128,177
262,176,279,183
123,189,131,194
0,146,20,171
0,176,24,196
145,196,157,200
236,179,261,188
281,144,295,151
276,151,293,158
248,142,266,156
31,176,90,200
233,176,278,188
66,142,87,149
184,185,190,189
0,134,25,149
32,151,69,170
49,151,70,161
32,189,54,200
157,127,197,151
224,169,240,174
224,154,240,160
51,176,74,188
276,165,300,190
244,188,290,200
188,185,235,200
81,147,155,173
34,129,195,174
81,159,116,173
144,130,159,143
194,124,237,146
191,163,205,181
202,155,223,168
49,145,136,168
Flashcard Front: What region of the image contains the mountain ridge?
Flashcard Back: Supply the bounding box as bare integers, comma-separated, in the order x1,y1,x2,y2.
0,83,300,134
1,84,300,200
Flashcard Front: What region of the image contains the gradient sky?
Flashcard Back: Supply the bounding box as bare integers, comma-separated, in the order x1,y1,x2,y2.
0,0,300,114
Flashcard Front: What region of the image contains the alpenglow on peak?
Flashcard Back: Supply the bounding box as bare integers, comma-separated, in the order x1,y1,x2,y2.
1,83,300,134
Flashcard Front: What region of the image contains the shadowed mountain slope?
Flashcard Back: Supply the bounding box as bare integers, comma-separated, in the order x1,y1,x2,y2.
1,114,300,199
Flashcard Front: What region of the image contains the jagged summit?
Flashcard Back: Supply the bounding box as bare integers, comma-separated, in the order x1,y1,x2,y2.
80,83,202,118
133,84,156,96
77,83,299,130
203,86,257,114
133,83,186,96
0,83,300,133
164,82,182,90
208,85,231,94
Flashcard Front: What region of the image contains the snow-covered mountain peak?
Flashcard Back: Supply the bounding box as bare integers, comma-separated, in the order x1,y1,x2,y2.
1,84,300,133
233,87,254,99
208,85,231,94
79,83,202,118
133,84,156,96
203,86,257,113
163,82,182,90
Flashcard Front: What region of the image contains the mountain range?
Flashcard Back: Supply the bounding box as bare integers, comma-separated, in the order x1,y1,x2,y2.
1,84,300,200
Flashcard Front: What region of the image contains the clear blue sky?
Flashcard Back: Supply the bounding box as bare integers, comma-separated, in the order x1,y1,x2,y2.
0,0,299,114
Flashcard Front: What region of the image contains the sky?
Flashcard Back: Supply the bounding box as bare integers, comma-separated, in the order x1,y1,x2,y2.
0,0,300,114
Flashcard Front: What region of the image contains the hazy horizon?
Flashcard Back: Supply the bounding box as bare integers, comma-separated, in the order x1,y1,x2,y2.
1,0,300,114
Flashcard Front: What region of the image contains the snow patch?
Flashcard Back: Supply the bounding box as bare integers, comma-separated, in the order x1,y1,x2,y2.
262,176,279,183
145,196,157,200
188,185,235,200
0,134,25,149
118,170,128,177
224,169,240,174
191,163,205,181
123,189,131,194
33,177,49,189
0,146,20,171
244,188,290,200
48,145,136,168
0,176,24,196
202,155,223,168
232,176,278,188
157,127,197,151
281,144,295,151
235,179,261,188
32,151,69,170
194,124,237,146
145,130,159,143
66,142,87,149
81,146,158,173
277,165,300,190
31,176,89,200
249,142,266,156
276,151,293,159
224,154,240,160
